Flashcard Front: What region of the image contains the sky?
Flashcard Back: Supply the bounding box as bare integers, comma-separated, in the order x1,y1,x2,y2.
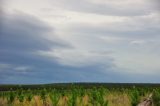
0,0,160,84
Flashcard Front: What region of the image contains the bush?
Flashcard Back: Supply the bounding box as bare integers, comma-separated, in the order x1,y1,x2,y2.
8,92,15,103
27,93,33,102
153,89,160,106
129,89,140,106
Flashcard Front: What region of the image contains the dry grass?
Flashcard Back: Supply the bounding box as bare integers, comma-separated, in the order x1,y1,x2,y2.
58,96,68,106
106,92,130,106
82,95,89,106
0,92,149,106
0,98,7,106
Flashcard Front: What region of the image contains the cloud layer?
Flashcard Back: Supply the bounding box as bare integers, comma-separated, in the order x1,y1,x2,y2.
0,0,160,83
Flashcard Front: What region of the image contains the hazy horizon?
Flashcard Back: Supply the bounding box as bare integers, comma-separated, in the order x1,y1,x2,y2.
0,0,160,84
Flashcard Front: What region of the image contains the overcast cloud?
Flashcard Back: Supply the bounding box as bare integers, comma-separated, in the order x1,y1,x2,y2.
0,0,160,84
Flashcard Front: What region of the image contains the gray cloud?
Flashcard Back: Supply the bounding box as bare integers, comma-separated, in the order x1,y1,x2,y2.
49,0,156,16
0,0,4,12
1,0,160,84
0,12,73,83
66,14,160,39
0,12,120,84
0,12,70,51
151,0,160,11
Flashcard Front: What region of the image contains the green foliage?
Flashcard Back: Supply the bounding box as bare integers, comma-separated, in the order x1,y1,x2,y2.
129,88,140,106
16,88,25,103
50,90,60,106
26,93,33,102
153,89,160,106
7,92,15,103
89,88,108,106
68,89,78,106
40,88,47,104
40,89,46,99
0,84,160,106
18,94,25,102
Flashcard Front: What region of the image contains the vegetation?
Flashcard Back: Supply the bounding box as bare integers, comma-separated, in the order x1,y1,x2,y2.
0,83,160,106
153,89,160,106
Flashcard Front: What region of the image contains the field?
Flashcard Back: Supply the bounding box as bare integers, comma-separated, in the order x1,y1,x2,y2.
0,83,160,106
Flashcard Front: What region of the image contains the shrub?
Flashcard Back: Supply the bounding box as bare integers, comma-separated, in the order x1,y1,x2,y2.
8,92,15,103
50,90,60,106
18,94,25,102
153,89,160,106
27,93,33,102
129,89,140,106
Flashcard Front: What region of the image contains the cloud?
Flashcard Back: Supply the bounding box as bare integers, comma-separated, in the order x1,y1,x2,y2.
0,11,72,65
48,0,156,16
66,13,160,38
0,12,74,83
0,63,11,70
54,12,160,76
151,0,160,11
0,12,69,51
14,66,31,72
0,11,119,84
130,40,147,45
36,48,114,67
100,36,125,43
0,63,32,78
1,0,160,83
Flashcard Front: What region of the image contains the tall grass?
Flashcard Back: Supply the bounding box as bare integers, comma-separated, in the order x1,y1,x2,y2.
0,85,159,106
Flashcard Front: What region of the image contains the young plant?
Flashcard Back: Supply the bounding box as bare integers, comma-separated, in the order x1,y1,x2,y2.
129,88,140,106
7,92,15,103
26,93,33,102
50,90,60,106
68,90,77,106
40,88,47,105
18,94,25,102
153,89,160,106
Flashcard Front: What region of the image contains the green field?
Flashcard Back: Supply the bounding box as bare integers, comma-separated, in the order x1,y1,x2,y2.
0,83,160,106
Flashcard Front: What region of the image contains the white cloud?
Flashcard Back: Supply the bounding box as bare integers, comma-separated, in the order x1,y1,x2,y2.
47,0,156,16
130,40,147,45
0,63,32,73
14,66,31,72
37,48,113,67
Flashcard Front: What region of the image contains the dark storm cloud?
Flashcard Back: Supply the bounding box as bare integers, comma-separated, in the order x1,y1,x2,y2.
1,0,160,84
0,12,122,84
0,12,69,51
0,12,72,65
0,12,72,83
0,61,128,84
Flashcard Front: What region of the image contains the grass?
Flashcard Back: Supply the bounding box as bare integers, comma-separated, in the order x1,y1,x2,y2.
0,83,160,106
